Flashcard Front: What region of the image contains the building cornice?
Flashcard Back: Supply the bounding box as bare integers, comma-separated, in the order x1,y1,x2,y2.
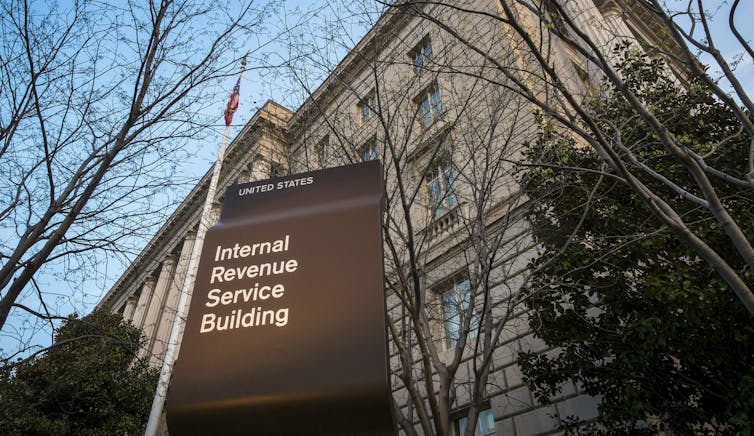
287,6,418,135
98,101,292,309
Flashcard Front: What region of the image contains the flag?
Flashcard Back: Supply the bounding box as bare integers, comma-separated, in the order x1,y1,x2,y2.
224,77,241,126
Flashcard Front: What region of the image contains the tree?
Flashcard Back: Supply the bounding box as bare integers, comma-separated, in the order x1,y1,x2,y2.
0,0,277,344
346,0,754,432
0,308,158,435
517,49,754,434
387,0,754,317
275,4,539,434
218,0,753,433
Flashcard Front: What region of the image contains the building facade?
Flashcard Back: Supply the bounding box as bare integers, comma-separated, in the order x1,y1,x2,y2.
98,1,669,434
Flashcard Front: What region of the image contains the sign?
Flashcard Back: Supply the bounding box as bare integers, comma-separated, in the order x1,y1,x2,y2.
166,161,394,435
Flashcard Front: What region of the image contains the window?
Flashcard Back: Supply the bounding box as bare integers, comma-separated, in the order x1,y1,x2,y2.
416,85,442,128
457,408,495,435
269,161,285,178
359,91,377,123
362,139,379,161
440,275,477,348
315,136,328,166
410,37,433,75
426,156,457,217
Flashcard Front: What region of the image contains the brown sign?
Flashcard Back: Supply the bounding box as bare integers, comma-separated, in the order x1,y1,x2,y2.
165,161,394,435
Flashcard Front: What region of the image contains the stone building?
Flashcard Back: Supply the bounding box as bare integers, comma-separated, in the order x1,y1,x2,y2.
98,1,672,434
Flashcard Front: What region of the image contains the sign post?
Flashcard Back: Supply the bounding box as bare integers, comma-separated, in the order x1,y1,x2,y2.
166,161,394,435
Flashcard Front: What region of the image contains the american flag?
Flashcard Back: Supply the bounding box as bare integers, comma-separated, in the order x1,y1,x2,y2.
224,77,241,126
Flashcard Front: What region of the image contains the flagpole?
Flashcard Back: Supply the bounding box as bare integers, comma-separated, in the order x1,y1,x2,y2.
144,58,246,436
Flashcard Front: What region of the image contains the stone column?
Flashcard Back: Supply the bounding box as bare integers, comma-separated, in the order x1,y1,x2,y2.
210,201,223,225
131,276,157,330
557,0,625,84
559,0,613,52
139,255,177,362
122,295,138,322
602,10,624,37
150,231,196,367
601,5,636,44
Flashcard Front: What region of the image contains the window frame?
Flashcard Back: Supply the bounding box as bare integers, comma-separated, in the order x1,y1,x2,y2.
359,91,377,124
438,273,477,349
425,153,458,218
314,135,329,167
409,36,433,75
269,160,285,178
361,138,379,161
416,84,443,128
456,407,495,436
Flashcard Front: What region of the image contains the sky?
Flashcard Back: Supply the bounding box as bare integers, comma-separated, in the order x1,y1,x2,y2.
1,0,751,359
0,0,380,358
687,0,754,99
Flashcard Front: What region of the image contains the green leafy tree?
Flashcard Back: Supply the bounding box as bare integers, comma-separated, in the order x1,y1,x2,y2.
391,0,754,317
518,50,754,435
0,309,158,435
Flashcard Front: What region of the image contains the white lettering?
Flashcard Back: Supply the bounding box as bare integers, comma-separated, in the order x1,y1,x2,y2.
206,289,221,307
210,267,224,284
200,313,215,333
208,261,298,283
199,308,289,333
